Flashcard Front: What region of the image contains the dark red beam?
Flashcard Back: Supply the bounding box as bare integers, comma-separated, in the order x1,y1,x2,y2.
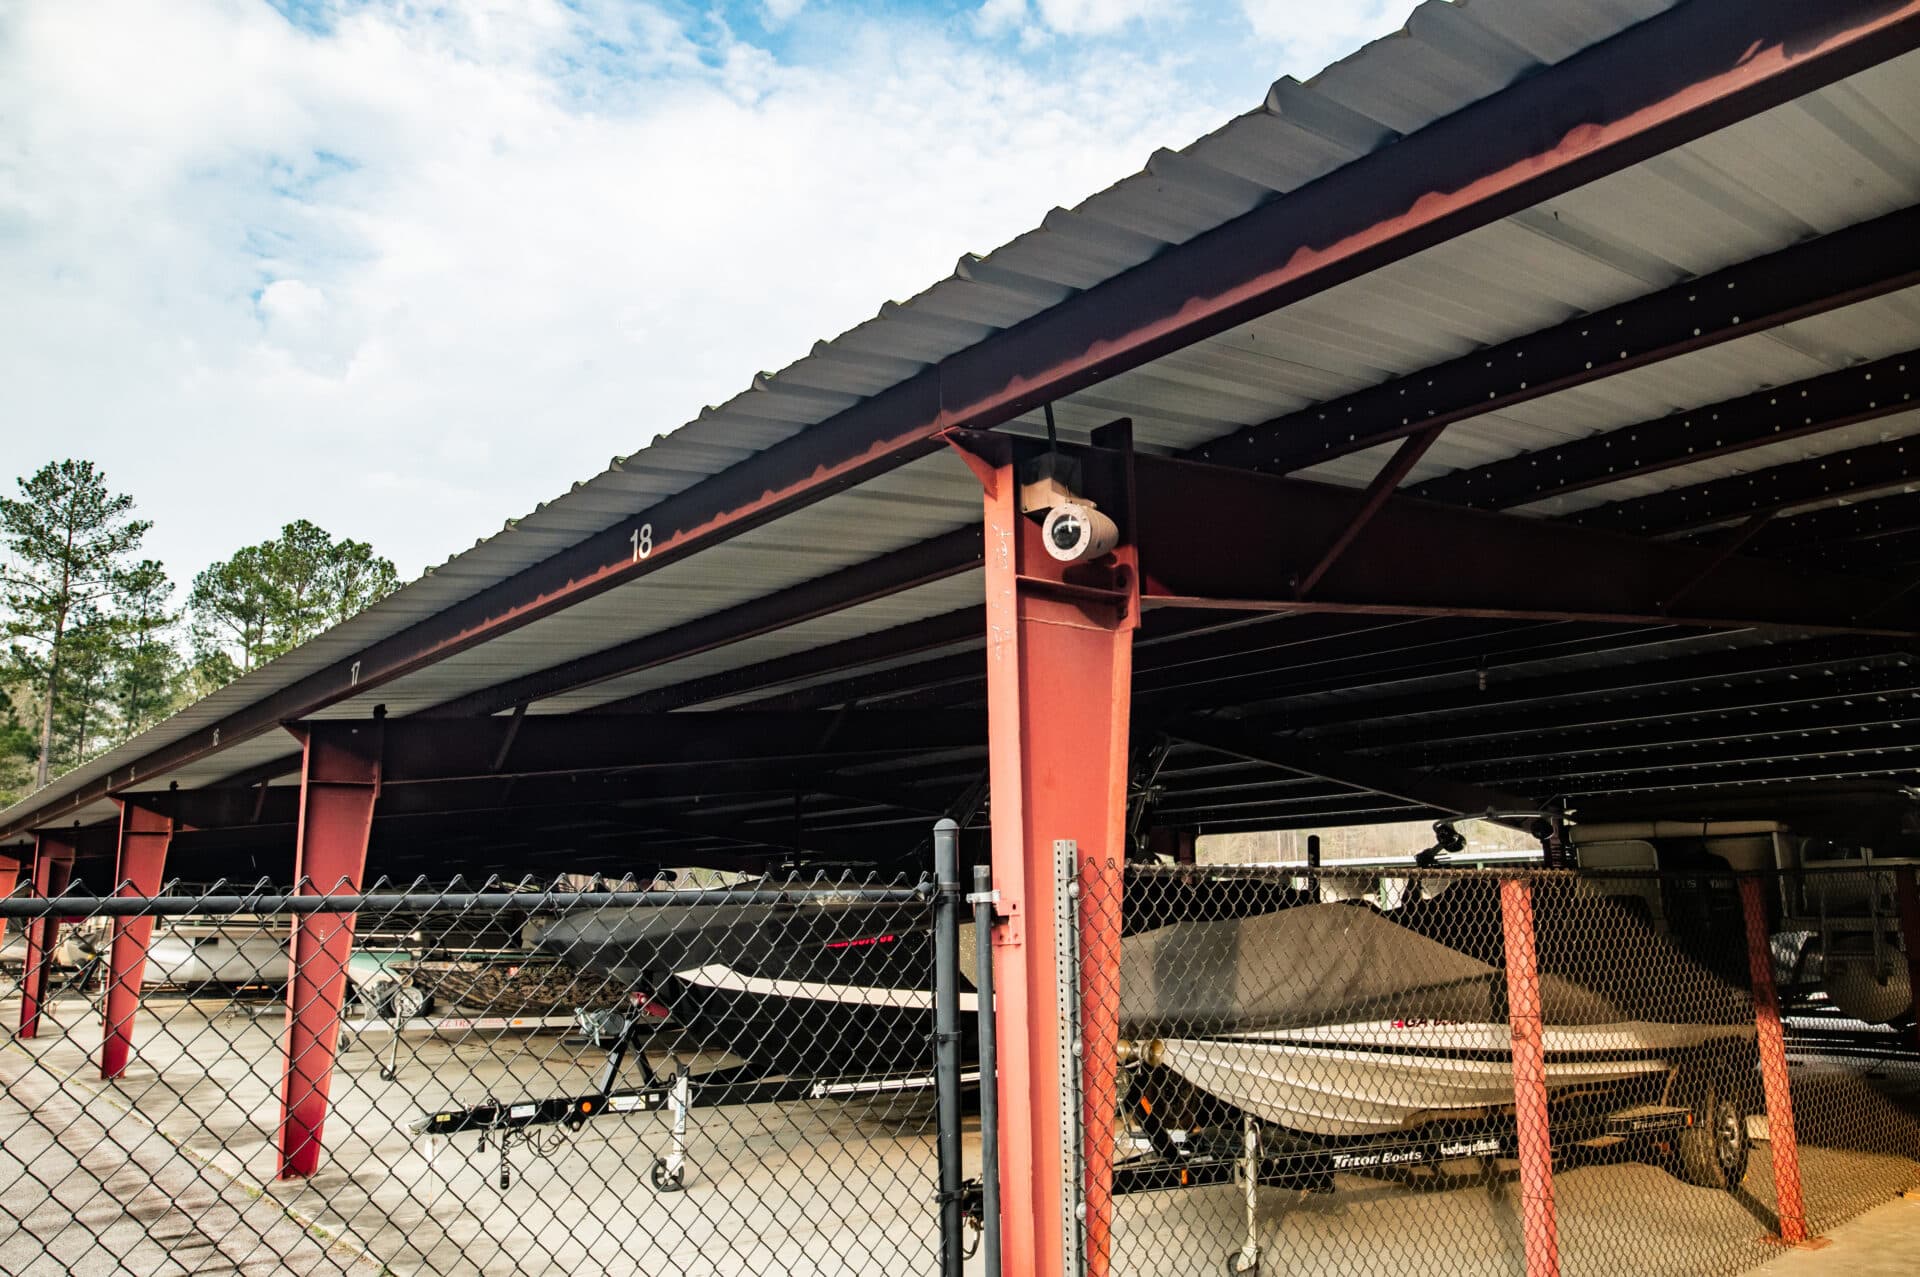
1745,490,1920,557
423,527,982,719
1135,619,1670,707
1169,716,1533,817
1195,207,1920,477
1462,725,1920,789
376,711,983,783
1121,450,1920,634
1272,636,1899,732
1568,433,1920,537
1414,346,1920,510
1342,692,1920,774
125,759,957,831
594,606,985,714
8,0,1916,843
1297,652,1915,744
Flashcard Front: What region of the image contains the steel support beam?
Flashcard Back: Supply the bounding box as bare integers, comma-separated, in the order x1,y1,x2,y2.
17,831,75,1039
367,711,984,784
1203,208,1920,478
594,607,985,714
1275,637,1900,732
1745,490,1920,558
10,0,1917,843
1170,717,1533,818
1117,450,1920,633
99,801,176,1079
1416,347,1920,510
128,759,963,832
1299,659,1919,749
965,434,1137,1277
424,528,982,718
1570,433,1920,538
278,719,382,1179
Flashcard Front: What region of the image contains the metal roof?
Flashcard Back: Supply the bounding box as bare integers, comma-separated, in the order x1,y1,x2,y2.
9,0,1920,858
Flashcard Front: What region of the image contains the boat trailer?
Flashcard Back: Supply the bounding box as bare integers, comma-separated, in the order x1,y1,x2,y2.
961,1072,1708,1276
416,1013,973,1192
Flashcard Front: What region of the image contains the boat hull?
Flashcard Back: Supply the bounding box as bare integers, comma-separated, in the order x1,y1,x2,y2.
1156,1020,1753,1136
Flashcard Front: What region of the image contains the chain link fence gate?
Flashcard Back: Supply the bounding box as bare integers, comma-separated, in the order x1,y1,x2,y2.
1075,862,1920,1277
0,869,987,1276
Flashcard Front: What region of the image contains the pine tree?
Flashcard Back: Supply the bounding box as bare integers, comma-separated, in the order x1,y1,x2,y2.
189,520,399,683
110,559,183,739
0,460,152,789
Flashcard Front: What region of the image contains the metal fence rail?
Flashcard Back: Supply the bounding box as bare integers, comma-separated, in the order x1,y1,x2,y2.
1078,863,1920,1277
0,873,964,1276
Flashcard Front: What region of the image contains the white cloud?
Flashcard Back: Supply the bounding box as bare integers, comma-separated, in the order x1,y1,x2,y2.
978,0,1167,40
975,0,1030,37
763,0,808,25
1240,0,1413,72
1034,0,1164,37
0,0,1241,584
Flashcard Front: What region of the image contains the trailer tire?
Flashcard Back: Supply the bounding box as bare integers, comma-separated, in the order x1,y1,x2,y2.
650,1158,685,1193
1672,1068,1749,1191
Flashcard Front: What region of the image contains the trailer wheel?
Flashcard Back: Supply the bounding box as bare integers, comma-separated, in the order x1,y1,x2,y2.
650,1158,685,1193
1222,1252,1259,1276
1671,1068,1749,1191
387,983,432,1021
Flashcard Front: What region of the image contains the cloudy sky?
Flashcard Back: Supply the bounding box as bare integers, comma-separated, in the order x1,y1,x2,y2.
1,0,1413,589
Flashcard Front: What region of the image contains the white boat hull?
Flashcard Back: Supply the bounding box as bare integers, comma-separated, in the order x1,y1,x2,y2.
1158,1020,1753,1137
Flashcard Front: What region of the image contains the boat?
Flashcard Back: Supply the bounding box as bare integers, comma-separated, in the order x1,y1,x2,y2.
1116,886,1753,1138
534,873,1302,1074
539,865,1753,1144
140,925,424,1013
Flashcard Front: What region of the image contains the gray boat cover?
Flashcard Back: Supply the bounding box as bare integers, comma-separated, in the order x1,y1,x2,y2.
1116,895,1748,1037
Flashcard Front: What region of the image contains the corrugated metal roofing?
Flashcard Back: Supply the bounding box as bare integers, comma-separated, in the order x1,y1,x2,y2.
10,0,1920,842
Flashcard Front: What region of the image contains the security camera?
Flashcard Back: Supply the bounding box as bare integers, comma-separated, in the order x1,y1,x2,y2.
1041,501,1119,563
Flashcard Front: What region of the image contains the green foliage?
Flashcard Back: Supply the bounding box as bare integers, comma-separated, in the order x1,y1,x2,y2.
188,519,399,681
0,688,37,806
111,559,185,738
0,459,156,788
0,462,402,801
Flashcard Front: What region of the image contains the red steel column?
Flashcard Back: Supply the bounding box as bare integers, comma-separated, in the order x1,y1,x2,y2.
1895,868,1920,1058
99,802,176,1079
278,718,382,1179
18,832,76,1039
1501,878,1561,1277
1740,875,1808,1244
0,853,20,955
972,440,1136,1277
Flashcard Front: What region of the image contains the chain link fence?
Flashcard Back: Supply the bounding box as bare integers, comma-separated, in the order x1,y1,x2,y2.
0,875,963,1276
1086,862,1920,1277
6,859,1917,1276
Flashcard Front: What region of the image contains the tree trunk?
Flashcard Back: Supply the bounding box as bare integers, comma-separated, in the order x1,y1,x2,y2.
35,629,61,790
36,543,73,790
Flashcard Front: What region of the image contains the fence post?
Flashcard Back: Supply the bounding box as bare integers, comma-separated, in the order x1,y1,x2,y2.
933,819,966,1277
1739,875,1809,1244
278,717,382,1179
1500,877,1560,1277
100,801,175,1079
1895,867,1920,1059
973,863,1003,1277
19,831,76,1040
